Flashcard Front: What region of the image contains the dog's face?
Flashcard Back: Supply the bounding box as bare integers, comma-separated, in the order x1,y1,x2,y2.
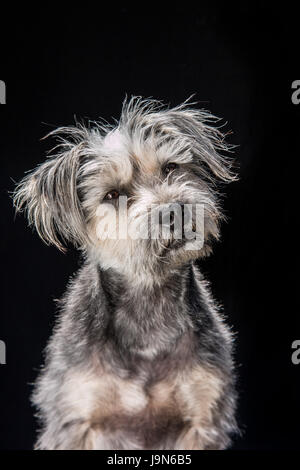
14,98,236,282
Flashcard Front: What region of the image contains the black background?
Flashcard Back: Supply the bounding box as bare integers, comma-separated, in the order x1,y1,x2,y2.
0,3,299,450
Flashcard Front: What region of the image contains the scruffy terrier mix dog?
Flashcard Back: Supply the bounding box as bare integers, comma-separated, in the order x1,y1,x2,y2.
14,97,237,450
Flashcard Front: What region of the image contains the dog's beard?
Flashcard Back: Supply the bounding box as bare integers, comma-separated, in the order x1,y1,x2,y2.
87,194,219,283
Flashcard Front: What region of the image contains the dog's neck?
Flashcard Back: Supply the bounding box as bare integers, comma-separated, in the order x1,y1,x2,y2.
97,262,195,358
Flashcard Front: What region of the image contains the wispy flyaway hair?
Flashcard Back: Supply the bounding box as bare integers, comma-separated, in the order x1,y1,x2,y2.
13,97,236,252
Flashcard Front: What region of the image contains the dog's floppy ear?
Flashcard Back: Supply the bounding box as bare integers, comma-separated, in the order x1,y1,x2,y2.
13,126,91,251
122,97,237,185
164,104,237,185
169,106,237,185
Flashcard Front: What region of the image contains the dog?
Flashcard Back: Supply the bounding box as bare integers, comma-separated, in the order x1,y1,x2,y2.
13,97,238,450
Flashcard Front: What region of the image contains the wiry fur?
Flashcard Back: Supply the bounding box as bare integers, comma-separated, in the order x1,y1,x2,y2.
14,97,238,449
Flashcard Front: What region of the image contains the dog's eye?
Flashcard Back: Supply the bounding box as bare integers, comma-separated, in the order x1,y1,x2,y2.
104,190,120,201
164,163,177,175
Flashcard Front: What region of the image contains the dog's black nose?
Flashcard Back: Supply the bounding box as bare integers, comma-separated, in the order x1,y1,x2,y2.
160,202,190,239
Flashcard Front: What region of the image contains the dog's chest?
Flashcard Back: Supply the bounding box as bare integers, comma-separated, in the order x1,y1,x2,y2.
65,360,181,415
62,345,222,449
63,361,185,448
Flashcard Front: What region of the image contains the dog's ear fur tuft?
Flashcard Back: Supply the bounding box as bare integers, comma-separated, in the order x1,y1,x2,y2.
166,105,238,185
121,96,238,185
13,127,91,251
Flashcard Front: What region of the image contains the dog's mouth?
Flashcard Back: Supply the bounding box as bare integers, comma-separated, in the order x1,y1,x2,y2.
163,237,185,250
161,221,199,252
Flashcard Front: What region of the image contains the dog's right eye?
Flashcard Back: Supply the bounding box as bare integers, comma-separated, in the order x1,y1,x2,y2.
104,190,120,201
164,162,178,175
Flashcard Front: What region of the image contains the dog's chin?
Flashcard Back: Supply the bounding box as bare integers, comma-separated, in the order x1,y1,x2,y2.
162,238,185,251
160,234,205,263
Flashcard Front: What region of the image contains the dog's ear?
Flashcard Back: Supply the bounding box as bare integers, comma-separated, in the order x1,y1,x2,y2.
171,108,237,185
122,97,237,185
13,126,91,251
164,105,238,185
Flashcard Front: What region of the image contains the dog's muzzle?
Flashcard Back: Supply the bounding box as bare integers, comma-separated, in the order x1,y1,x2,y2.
158,202,195,245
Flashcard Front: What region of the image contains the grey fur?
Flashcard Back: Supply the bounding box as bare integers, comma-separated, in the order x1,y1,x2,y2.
13,97,238,450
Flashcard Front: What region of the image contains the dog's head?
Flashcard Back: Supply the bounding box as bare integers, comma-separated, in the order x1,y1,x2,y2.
14,97,236,281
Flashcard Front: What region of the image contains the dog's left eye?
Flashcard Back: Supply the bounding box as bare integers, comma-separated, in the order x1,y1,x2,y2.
104,190,120,201
164,163,177,175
